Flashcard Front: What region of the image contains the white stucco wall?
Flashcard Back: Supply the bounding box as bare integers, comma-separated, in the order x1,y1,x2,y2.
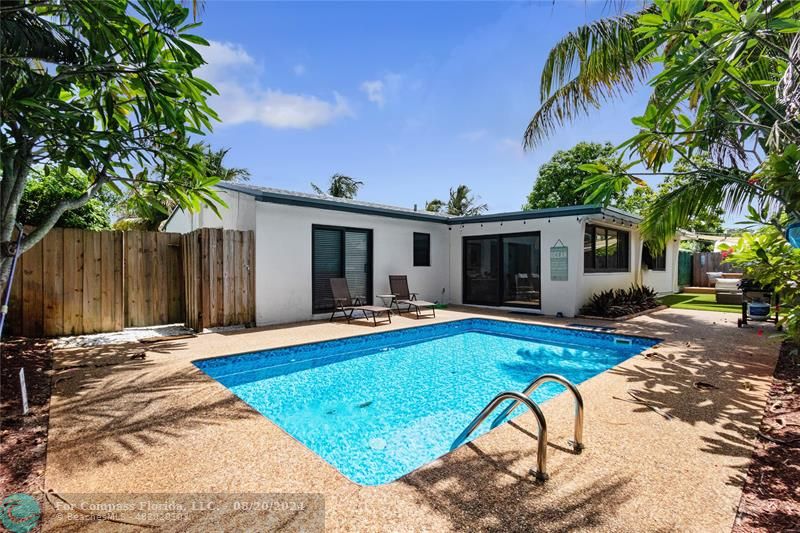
164,188,681,323
163,190,256,233
642,238,681,295
253,202,449,326
448,217,584,317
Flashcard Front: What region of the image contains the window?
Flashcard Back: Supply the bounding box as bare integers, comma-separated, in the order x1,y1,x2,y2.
413,232,430,267
312,226,372,313
584,224,630,273
642,244,666,271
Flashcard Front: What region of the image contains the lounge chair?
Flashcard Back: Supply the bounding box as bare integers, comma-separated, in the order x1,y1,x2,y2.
329,278,391,326
388,275,436,318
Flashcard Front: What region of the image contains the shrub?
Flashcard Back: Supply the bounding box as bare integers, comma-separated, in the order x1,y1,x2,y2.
722,226,800,343
581,285,659,318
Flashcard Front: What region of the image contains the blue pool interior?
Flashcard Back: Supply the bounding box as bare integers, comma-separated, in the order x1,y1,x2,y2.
194,318,659,486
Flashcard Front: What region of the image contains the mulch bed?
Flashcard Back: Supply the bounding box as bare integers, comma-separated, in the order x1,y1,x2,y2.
1,337,54,522
733,341,800,532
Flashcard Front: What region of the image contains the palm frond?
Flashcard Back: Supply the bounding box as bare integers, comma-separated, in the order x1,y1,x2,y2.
0,5,86,64
525,76,604,149
525,6,658,149
310,182,326,196
640,173,776,247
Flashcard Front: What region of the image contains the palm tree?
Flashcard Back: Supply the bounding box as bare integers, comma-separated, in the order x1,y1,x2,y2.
204,146,250,183
115,144,250,230
523,5,659,150
311,174,363,199
426,185,487,216
447,185,488,216
425,199,445,213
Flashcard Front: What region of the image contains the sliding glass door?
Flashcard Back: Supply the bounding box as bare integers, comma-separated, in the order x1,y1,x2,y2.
463,236,500,305
463,232,540,309
312,226,372,313
502,234,541,308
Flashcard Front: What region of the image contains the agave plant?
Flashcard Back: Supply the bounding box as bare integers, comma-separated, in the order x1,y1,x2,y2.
581,284,659,318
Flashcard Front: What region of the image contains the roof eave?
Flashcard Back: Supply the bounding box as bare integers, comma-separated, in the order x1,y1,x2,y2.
219,183,448,223
217,183,644,225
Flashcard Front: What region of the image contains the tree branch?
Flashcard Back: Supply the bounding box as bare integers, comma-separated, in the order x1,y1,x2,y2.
21,170,110,253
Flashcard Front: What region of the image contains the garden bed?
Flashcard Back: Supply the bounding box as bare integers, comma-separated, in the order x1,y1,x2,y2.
1,337,54,524
733,341,800,531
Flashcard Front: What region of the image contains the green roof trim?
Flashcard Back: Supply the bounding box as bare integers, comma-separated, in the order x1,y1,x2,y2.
217,183,642,225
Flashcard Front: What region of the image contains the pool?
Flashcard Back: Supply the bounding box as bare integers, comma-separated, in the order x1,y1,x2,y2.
194,318,659,485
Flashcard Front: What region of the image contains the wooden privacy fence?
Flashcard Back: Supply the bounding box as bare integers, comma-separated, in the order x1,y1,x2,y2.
182,228,256,332
6,227,255,337
7,228,125,337
691,251,742,287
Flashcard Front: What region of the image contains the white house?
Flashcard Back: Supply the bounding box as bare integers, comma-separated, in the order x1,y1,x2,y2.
165,183,680,326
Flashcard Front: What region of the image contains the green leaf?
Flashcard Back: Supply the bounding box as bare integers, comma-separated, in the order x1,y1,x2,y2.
181,34,209,46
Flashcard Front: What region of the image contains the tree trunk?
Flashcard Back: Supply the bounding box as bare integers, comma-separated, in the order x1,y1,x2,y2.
0,256,12,301
0,132,108,298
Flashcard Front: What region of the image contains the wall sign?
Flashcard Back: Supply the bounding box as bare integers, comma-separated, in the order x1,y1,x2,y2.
550,240,569,281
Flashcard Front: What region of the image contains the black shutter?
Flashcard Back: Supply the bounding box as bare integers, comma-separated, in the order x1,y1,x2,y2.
312,228,343,313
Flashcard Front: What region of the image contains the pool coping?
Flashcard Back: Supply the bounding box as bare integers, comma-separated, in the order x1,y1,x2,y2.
42,306,781,532
192,317,663,370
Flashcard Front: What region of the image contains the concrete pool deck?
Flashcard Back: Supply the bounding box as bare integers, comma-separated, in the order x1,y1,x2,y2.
43,307,781,532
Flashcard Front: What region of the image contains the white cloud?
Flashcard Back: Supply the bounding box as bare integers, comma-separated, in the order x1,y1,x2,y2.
459,129,488,142
360,72,407,108
360,80,386,107
293,63,306,76
197,40,255,81
496,137,525,158
213,83,352,129
198,41,351,129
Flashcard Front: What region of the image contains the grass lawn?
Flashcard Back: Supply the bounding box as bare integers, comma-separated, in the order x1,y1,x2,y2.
659,293,742,314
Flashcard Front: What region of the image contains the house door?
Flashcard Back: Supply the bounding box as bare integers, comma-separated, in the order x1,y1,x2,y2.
463,236,500,305
463,232,541,309
312,225,372,313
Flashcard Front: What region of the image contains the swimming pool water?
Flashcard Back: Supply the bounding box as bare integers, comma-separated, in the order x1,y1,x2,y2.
194,319,658,485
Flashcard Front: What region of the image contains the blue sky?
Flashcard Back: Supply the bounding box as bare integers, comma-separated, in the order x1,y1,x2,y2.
195,1,653,213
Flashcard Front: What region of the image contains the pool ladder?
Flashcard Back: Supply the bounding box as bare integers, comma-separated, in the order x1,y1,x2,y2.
451,374,584,482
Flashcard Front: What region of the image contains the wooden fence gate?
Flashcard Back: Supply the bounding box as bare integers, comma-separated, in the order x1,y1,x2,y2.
182,228,255,331
678,250,693,287
5,227,255,337
123,231,184,327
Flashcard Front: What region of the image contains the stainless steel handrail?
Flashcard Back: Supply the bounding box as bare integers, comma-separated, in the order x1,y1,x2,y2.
491,373,584,452
452,391,549,481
